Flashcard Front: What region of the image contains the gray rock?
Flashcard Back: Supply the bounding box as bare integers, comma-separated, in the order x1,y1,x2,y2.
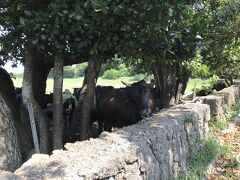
201,86,240,121
0,170,21,180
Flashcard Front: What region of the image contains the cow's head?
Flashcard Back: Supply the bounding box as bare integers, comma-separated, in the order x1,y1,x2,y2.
123,80,154,118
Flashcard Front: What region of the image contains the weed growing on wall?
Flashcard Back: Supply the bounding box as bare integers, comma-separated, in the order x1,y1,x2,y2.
184,114,196,123
209,103,240,130
178,136,220,179
226,103,240,120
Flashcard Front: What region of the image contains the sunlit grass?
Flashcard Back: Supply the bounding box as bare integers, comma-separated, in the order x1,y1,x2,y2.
12,73,207,94
12,74,137,93
184,78,210,95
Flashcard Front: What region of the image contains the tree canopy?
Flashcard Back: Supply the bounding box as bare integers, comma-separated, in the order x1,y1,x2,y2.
0,0,239,145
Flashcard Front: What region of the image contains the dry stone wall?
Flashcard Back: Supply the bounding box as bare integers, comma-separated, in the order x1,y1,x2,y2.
201,86,240,120
6,103,210,180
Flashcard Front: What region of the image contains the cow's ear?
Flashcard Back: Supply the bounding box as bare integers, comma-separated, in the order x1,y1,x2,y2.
121,81,131,87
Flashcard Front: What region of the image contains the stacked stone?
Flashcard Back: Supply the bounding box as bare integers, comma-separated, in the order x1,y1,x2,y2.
9,103,210,180
203,86,240,120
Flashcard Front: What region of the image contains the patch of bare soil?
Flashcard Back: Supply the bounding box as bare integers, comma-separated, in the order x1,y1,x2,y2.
207,119,240,179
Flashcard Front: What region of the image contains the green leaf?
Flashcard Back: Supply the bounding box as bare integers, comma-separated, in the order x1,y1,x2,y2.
196,35,203,40
40,44,45,50
74,37,81,41
19,17,25,25
40,34,46,40
63,10,68,14
168,8,174,16
91,0,108,14
32,39,38,45
175,32,182,39
24,10,32,16
76,15,82,21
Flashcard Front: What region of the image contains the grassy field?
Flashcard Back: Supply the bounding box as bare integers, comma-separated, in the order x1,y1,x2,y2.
184,78,209,94
12,73,209,94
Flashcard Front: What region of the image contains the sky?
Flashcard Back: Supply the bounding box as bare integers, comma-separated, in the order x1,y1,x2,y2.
3,61,24,73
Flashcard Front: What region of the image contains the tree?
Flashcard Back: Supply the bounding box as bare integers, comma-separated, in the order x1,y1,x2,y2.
21,43,50,153
1,0,203,139
52,53,64,149
2,0,238,142
1,0,114,142
200,0,240,83
114,1,204,108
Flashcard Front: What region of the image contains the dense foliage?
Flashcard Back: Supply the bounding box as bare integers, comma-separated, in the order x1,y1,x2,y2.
200,0,240,79
0,0,239,146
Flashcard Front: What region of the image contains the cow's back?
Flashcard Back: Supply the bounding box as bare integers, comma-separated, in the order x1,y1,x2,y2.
96,88,140,130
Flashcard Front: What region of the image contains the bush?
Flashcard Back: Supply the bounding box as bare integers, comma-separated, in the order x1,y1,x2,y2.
48,66,75,78
63,66,74,78
100,58,138,78
101,69,122,79
196,75,220,96
196,85,213,96
74,63,88,77
208,75,220,86
101,64,133,79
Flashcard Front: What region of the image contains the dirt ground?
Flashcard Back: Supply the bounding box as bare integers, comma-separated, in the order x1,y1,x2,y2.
207,118,240,179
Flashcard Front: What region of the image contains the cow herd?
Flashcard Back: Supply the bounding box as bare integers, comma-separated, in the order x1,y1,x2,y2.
15,79,155,141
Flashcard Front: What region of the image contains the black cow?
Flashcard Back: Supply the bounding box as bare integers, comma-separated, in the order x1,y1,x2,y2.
43,93,53,108
73,88,82,101
96,80,154,132
15,87,22,95
63,97,76,127
44,97,75,127
15,87,22,105
213,80,228,91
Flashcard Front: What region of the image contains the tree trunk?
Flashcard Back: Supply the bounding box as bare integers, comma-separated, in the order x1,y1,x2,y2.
52,53,64,150
71,57,101,138
175,65,191,104
22,44,49,154
79,56,101,140
153,61,192,108
0,68,22,172
180,66,191,95
0,67,33,162
32,59,52,107
153,62,178,109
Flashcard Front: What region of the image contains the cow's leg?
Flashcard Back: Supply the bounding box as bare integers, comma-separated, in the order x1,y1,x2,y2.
64,113,67,127
104,123,112,132
69,113,73,127
98,119,103,134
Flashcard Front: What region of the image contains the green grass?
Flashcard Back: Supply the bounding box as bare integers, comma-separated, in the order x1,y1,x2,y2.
209,103,240,130
178,137,220,180
184,78,210,95
11,74,208,94
219,143,232,157
12,74,137,93
209,118,229,130
178,103,240,179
